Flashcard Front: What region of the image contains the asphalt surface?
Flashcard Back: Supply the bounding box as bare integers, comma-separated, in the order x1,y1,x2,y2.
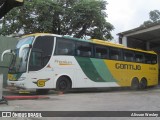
1,86,160,120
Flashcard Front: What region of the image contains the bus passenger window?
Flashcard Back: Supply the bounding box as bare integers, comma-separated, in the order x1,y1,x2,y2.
145,54,157,64
110,48,121,60
151,55,157,64
95,46,108,59
76,42,93,57
135,53,144,63
123,50,134,62
55,38,75,56
145,54,152,64
58,48,69,55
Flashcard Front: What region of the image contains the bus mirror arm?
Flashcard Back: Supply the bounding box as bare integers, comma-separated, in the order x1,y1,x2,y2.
19,44,32,58
1,49,12,61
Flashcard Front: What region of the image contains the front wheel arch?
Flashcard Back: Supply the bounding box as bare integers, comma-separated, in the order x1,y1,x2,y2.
56,76,72,92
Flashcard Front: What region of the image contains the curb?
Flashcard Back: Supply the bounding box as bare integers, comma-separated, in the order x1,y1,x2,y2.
4,96,49,100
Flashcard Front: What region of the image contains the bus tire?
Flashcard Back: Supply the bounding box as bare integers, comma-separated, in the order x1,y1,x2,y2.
36,89,49,95
139,78,147,89
56,76,72,93
131,78,139,90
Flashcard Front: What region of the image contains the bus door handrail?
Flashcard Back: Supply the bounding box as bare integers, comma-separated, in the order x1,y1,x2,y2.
19,44,31,58
1,49,13,61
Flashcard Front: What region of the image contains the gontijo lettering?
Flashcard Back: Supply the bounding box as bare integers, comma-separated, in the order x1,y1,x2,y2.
115,63,141,70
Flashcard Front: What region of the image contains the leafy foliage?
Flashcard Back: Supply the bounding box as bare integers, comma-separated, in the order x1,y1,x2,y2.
141,10,160,27
0,0,114,40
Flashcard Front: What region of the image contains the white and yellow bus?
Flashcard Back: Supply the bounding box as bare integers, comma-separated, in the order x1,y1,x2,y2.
1,33,158,94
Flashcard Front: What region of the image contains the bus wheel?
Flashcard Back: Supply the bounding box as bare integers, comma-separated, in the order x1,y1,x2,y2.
56,76,71,93
131,78,139,90
36,89,49,95
140,78,147,89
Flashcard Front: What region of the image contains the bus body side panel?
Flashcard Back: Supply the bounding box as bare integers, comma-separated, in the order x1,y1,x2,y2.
26,69,55,89
73,57,119,88
105,60,158,87
51,56,76,88
7,56,158,90
52,56,119,88
74,57,158,88
52,56,102,88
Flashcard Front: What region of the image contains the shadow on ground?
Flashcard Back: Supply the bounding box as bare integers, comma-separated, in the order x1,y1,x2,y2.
3,85,160,96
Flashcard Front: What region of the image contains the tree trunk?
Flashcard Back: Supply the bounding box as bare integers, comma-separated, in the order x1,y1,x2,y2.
75,23,87,38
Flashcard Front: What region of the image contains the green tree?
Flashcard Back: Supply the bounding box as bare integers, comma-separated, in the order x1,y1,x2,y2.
141,10,160,27
0,0,114,40
150,10,160,22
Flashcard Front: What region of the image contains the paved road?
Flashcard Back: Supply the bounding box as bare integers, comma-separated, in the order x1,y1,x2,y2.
1,87,160,120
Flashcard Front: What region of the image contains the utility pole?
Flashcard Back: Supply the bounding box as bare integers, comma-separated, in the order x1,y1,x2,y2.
0,74,8,104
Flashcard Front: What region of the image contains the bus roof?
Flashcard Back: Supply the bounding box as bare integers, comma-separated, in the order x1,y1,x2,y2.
22,33,62,38
63,36,156,55
90,39,156,54
22,33,156,55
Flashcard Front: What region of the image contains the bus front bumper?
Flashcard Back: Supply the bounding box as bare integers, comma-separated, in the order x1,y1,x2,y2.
7,80,36,93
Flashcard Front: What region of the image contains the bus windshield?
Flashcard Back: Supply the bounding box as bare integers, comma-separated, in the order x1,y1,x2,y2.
9,36,34,73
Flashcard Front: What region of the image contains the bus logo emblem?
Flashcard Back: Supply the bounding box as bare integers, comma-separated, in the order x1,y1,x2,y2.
33,79,49,87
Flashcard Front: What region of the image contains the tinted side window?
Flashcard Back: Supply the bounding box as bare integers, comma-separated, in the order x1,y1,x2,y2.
76,42,93,57
123,50,134,62
95,45,108,59
33,36,54,56
29,49,43,68
109,48,121,60
151,54,157,64
145,54,157,64
55,38,75,56
135,52,144,63
29,36,54,71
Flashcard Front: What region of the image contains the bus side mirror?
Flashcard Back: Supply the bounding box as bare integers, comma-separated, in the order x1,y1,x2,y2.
1,49,12,61
19,44,32,58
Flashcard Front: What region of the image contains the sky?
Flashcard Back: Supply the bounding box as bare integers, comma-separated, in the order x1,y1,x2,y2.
106,0,160,41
